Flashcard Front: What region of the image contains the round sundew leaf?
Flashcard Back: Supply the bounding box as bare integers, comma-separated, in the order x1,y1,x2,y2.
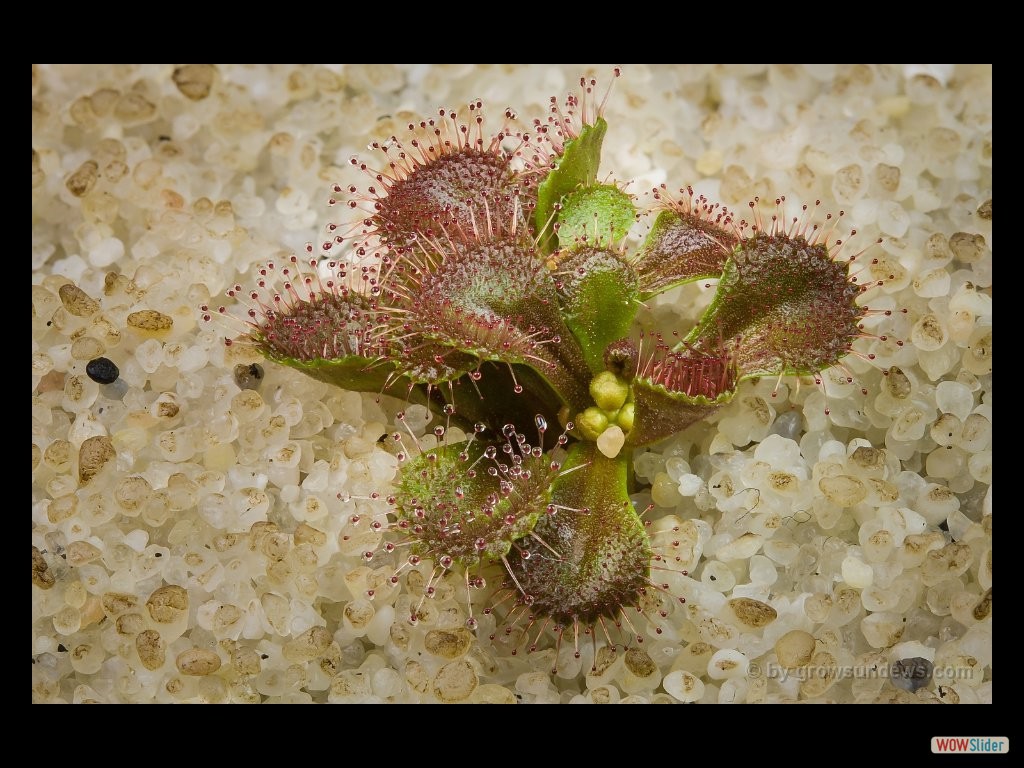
554,246,640,373
411,237,592,410
616,333,737,447
633,206,736,298
371,147,527,252
625,375,735,448
556,184,636,249
399,340,479,386
393,433,557,568
535,118,608,254
243,287,406,393
248,289,381,363
504,442,651,625
685,232,863,380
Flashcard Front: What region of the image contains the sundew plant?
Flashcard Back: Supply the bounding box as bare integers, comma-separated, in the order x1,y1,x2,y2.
207,72,898,665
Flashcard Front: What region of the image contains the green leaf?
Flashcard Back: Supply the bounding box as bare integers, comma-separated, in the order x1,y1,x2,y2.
503,442,652,625
556,184,635,249
535,118,608,254
399,340,479,385
369,146,524,252
394,435,555,568
412,237,592,410
625,375,734,448
684,232,864,380
555,247,639,373
634,207,736,299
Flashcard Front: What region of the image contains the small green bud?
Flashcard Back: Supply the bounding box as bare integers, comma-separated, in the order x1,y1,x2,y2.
590,371,629,411
577,407,609,441
616,402,635,433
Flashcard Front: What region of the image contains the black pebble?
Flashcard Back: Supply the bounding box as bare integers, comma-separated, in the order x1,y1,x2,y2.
86,357,119,384
234,363,265,391
890,657,934,692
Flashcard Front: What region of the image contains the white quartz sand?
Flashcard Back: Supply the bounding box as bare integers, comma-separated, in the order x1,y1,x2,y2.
32,64,991,703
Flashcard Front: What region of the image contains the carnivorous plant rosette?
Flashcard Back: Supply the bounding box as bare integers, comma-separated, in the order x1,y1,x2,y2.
206,72,883,664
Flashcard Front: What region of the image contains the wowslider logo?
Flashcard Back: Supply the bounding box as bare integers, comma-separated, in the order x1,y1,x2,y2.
932,737,1008,754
